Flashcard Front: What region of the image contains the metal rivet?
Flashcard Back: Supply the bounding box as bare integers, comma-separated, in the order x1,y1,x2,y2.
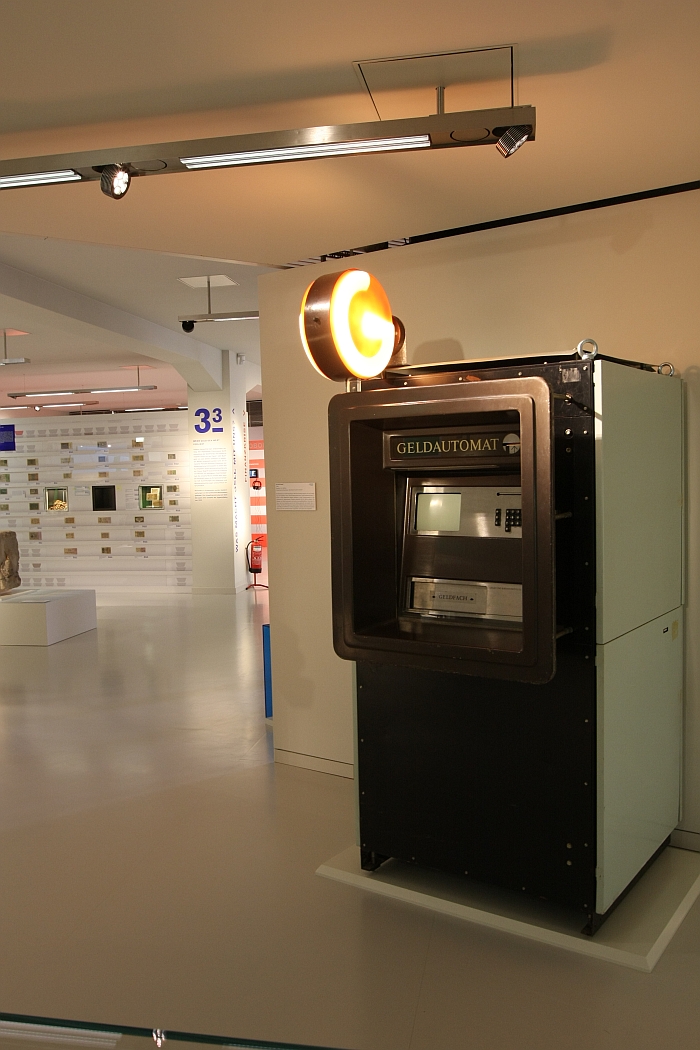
585,655,589,659
518,371,522,376
584,496,589,500
411,856,416,861
566,860,572,866
566,843,572,849
584,781,589,786
583,429,588,435
361,791,365,794
566,447,572,453
522,886,526,891
584,844,589,848
464,870,469,875
584,718,589,723
565,429,572,436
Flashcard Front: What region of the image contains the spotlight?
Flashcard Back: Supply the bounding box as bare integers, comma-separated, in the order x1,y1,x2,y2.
300,269,404,381
495,125,532,158
100,164,131,199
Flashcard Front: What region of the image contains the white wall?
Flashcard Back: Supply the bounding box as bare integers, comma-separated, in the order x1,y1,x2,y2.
259,188,700,832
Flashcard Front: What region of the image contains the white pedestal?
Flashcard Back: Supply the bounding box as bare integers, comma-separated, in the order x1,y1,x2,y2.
318,845,700,972
0,588,97,645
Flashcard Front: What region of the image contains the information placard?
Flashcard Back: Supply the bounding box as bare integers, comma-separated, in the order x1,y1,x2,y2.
275,482,316,511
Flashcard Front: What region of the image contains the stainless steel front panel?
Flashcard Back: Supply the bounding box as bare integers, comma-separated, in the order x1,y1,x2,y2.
410,577,523,622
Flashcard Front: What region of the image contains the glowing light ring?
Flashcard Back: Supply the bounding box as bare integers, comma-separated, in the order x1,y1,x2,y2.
300,269,400,381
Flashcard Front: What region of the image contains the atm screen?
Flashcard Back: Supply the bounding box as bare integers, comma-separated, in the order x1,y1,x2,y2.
415,492,461,532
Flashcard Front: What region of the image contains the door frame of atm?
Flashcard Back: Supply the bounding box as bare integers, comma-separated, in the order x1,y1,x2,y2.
328,377,556,683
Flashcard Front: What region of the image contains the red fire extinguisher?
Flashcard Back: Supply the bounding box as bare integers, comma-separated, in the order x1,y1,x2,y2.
246,538,268,589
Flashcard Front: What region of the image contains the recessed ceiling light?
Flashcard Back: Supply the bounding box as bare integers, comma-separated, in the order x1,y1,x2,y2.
178,275,239,289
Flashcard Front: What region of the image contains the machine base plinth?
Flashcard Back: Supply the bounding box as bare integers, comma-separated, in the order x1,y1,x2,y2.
317,844,700,972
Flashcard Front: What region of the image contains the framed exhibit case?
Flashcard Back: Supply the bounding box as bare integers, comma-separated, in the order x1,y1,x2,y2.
92,485,117,512
139,485,163,509
45,487,69,512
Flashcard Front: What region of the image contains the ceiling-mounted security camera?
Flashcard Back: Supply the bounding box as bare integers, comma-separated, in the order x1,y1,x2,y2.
181,320,195,333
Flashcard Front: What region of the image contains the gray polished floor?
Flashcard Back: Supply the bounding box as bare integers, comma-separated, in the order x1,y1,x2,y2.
0,592,699,1050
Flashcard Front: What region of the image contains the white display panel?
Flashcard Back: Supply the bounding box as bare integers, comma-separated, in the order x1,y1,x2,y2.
415,492,461,532
0,411,192,592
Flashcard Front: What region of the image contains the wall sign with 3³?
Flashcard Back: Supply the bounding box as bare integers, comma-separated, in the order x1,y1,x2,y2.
193,407,224,434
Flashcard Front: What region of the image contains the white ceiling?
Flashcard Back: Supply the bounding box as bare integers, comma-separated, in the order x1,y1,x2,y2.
0,0,695,396
0,234,272,362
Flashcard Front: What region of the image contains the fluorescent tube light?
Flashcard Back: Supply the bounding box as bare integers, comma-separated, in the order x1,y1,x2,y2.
8,385,157,398
35,402,99,409
0,358,30,365
0,170,81,189
180,134,431,169
87,386,157,394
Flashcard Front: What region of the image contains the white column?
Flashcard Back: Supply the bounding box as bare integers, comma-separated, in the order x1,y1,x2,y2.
228,351,251,591
188,350,251,594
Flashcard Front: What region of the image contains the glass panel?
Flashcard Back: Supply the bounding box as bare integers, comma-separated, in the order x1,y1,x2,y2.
0,1014,341,1050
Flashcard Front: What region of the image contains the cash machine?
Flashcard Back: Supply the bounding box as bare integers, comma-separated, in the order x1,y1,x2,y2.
302,270,683,933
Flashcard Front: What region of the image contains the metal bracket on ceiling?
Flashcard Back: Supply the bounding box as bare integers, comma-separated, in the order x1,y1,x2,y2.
353,44,516,121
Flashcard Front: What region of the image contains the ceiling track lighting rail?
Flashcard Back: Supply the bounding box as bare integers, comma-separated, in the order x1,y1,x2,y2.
178,311,259,332
0,106,535,196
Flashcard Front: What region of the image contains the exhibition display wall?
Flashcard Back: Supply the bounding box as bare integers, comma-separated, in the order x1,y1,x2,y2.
0,410,191,591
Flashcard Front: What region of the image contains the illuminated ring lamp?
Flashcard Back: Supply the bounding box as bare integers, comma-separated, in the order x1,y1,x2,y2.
300,269,405,381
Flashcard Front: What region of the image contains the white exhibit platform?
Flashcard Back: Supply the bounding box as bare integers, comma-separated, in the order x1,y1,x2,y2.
0,588,97,645
317,844,700,972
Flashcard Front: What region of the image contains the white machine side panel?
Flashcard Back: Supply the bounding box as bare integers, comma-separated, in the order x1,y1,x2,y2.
596,608,683,914
594,360,682,643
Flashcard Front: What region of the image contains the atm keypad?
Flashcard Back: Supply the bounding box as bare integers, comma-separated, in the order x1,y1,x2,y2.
504,508,522,532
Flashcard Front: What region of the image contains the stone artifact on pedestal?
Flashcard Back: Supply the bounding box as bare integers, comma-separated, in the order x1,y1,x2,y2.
0,531,21,592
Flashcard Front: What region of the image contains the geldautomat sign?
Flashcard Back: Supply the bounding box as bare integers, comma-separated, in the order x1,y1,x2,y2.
0,424,15,452
385,429,520,465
